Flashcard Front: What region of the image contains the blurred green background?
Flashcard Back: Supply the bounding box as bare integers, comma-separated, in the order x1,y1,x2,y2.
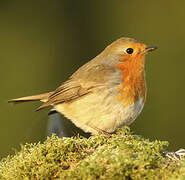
1,1,185,158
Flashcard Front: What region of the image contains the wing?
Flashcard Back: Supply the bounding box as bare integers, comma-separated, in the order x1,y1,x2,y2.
36,64,116,111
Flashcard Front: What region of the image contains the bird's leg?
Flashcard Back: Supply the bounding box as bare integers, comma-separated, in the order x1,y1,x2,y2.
88,125,112,137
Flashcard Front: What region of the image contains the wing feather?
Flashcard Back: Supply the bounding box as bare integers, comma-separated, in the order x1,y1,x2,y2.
36,64,116,111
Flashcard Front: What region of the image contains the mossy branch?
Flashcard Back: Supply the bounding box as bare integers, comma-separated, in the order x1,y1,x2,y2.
0,127,185,179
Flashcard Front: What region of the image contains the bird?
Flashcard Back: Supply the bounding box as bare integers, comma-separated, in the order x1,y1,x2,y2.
9,37,157,135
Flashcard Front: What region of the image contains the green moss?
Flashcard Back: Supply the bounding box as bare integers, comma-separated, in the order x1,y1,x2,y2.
0,127,184,179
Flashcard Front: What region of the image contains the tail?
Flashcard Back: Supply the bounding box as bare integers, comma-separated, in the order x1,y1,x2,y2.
8,92,53,104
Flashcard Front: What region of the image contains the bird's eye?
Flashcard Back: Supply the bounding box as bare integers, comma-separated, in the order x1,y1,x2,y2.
126,48,134,54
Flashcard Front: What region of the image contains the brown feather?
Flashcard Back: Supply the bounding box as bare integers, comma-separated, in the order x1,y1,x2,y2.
36,64,115,111
8,92,53,104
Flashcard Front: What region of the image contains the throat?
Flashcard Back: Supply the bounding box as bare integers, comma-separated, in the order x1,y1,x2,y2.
116,63,146,107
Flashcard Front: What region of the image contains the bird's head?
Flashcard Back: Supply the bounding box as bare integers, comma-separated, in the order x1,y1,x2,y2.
101,37,157,70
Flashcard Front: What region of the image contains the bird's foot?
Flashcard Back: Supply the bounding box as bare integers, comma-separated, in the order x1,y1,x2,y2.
89,125,112,137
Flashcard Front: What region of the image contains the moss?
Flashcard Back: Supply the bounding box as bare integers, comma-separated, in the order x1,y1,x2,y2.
0,127,184,179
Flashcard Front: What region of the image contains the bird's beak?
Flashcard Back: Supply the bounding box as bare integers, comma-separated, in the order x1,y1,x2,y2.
144,46,157,54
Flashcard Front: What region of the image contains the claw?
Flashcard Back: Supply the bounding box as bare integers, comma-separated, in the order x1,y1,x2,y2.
88,125,112,137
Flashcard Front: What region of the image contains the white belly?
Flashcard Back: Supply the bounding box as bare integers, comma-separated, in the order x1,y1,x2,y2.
55,86,144,135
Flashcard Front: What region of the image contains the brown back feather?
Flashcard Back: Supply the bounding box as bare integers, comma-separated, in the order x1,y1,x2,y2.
36,64,116,111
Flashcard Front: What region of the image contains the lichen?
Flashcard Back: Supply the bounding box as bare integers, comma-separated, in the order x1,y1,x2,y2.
0,127,184,179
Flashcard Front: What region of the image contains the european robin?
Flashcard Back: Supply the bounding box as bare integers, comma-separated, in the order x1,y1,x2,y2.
9,37,157,135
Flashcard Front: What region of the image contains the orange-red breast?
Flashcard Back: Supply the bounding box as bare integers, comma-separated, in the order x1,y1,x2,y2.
9,37,157,135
